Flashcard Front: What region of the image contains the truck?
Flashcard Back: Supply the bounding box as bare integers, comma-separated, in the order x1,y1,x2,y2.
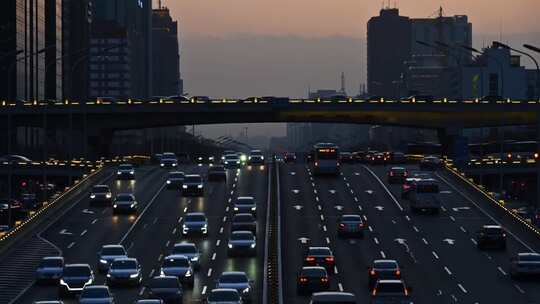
409,179,441,214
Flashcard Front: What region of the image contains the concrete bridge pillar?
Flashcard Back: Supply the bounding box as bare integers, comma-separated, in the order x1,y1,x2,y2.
87,129,114,160
437,127,467,166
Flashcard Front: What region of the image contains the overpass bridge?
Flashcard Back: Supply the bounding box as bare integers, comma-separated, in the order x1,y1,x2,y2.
1,97,540,157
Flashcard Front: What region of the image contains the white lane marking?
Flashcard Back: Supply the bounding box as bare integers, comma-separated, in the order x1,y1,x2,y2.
338,283,344,292
363,215,368,222
219,227,224,234
514,284,525,294
207,268,213,277
228,198,232,203
91,219,98,225
216,240,221,246
362,165,404,211
457,284,467,294
232,183,236,188
315,197,319,202
413,226,419,233
346,183,350,187
471,238,477,245
101,209,107,214
67,242,75,249
326,237,331,244
225,206,230,212
138,286,146,296
449,216,456,222
166,240,170,247
373,237,379,245
183,207,188,213
178,217,182,223
149,269,155,278
354,197,359,202
322,225,327,232
436,173,535,252
405,215,411,222
334,266,339,274
211,253,217,261
380,251,386,258
460,226,467,233
120,183,167,244
497,266,507,276
202,285,207,295
153,218,158,225
223,216,227,222
320,214,325,221
444,266,452,275
432,251,439,259
441,206,447,212
172,228,177,234
314,189,318,194
317,205,322,211
80,229,87,236
422,238,429,245
158,254,163,261
230,190,234,195
368,226,373,232
358,205,363,211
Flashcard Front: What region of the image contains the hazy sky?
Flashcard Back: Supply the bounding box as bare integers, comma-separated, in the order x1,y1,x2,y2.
156,0,540,139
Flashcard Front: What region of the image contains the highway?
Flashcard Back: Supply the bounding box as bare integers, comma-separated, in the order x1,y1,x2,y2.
4,160,540,303
12,164,268,303
280,162,540,304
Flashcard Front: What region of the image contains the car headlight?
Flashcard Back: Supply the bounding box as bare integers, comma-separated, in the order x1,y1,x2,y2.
106,273,112,278
160,270,165,276
251,207,256,211
185,270,192,277
113,204,118,208
130,170,134,175
160,163,165,167
117,172,121,175
90,194,96,199
242,287,250,294
234,207,239,211
240,155,247,161
191,256,199,262
106,193,111,199
60,278,68,286
166,180,171,184
172,163,177,167
182,185,188,189
130,272,139,278
203,224,208,229
130,203,135,208
228,243,233,248
100,259,108,264
250,243,256,248
197,184,203,189
261,156,264,160
248,156,252,160
225,161,229,164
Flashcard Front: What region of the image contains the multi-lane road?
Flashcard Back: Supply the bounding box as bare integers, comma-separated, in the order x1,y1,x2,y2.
3,161,540,303
11,164,268,303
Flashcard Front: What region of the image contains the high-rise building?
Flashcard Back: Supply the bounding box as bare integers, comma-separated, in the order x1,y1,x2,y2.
152,6,181,96
45,0,62,100
92,0,152,98
367,8,411,98
0,0,47,101
62,0,92,101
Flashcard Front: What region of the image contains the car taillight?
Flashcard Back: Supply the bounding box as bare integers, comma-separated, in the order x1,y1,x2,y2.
358,223,364,228
395,269,401,276
389,171,394,176
404,288,409,296
306,256,315,262
403,184,410,190
315,162,319,166
325,257,334,263
299,277,308,283
339,223,345,229
372,288,377,296
404,171,408,176
370,269,376,276
321,277,329,283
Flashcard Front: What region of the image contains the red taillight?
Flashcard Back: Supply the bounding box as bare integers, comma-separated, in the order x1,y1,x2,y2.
306,256,315,262
389,171,394,177
372,288,377,296
395,269,401,276
321,277,329,283
404,171,408,176
370,269,376,276
339,223,345,229
299,277,308,283
358,223,364,228
404,288,409,296
403,184,410,190
325,257,334,263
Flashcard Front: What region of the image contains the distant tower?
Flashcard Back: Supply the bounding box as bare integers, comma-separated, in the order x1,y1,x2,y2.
340,72,346,95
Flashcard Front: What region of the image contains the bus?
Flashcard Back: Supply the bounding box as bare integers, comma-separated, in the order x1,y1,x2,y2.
312,143,340,175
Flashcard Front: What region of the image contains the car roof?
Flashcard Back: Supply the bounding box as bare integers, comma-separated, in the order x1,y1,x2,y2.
390,167,406,170
164,254,189,261
483,225,503,229
43,256,63,261
102,244,124,249
376,279,405,284
185,174,201,178
237,196,254,200
112,257,137,263
65,263,91,268
311,291,356,300
220,271,247,276
231,230,255,236
83,285,109,290
309,246,331,251
186,212,206,216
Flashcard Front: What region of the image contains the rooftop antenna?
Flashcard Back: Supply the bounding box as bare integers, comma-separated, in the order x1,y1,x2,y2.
340,72,346,95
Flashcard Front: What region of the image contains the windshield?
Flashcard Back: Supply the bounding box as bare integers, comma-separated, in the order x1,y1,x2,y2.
40,259,62,268
186,214,206,222
308,248,331,256
92,186,109,192
80,288,109,298
231,232,254,240
169,173,185,179
111,260,137,269
116,194,134,201
208,290,240,301
220,274,248,284
119,165,133,169
236,198,255,205
185,176,202,183
163,257,190,267
63,266,90,277
101,247,126,256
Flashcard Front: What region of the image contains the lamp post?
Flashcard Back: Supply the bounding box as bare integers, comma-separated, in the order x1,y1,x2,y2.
522,44,540,102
